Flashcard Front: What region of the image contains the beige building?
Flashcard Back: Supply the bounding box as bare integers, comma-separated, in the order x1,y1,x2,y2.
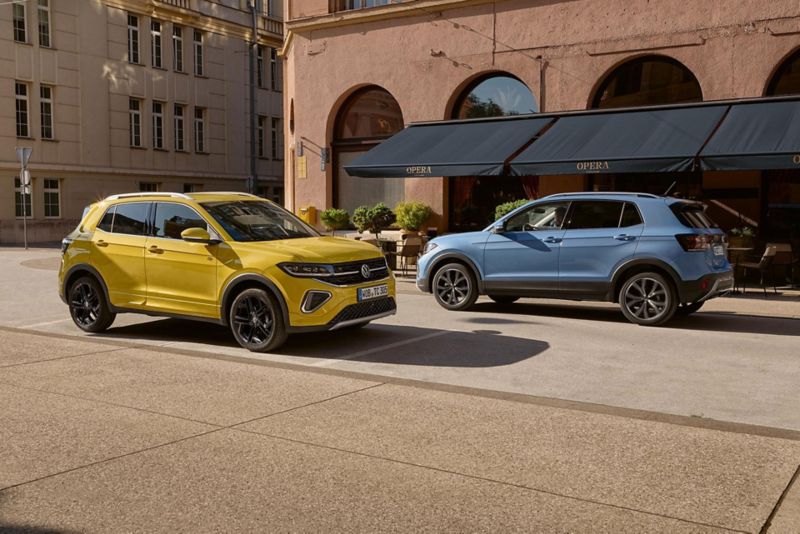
2,0,285,243
282,0,800,239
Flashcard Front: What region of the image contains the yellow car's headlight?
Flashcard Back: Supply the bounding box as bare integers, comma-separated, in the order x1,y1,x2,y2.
278,263,334,278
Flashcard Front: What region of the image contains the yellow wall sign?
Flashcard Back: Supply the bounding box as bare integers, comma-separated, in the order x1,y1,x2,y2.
793,155,800,165
297,156,308,179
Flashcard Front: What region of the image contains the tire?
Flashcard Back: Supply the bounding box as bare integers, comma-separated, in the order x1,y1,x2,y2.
229,288,288,352
68,276,116,333
676,301,705,316
619,272,678,326
488,295,520,305
432,263,479,311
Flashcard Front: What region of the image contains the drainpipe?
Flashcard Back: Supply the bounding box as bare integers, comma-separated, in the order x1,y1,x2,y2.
248,0,259,195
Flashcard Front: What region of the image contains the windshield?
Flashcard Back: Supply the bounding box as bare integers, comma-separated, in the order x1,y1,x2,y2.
201,201,319,242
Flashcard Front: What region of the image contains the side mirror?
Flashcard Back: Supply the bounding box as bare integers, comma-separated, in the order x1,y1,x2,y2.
490,222,506,234
181,227,219,244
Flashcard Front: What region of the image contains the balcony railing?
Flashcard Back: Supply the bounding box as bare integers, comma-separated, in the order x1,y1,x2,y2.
157,0,191,9
331,0,407,12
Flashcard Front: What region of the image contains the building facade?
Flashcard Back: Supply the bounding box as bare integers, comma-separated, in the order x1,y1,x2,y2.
283,0,800,238
2,0,285,243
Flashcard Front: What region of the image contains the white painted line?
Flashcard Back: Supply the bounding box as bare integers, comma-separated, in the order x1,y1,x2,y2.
311,330,449,367
21,318,73,329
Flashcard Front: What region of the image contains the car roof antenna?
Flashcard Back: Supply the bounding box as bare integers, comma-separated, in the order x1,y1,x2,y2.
663,181,677,197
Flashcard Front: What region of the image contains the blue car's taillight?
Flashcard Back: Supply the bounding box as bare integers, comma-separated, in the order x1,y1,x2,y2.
676,234,711,252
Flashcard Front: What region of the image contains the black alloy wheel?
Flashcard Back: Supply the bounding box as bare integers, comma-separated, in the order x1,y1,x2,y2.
230,288,287,352
68,276,116,333
433,263,479,311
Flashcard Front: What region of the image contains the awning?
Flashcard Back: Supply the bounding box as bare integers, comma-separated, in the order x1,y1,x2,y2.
343,116,554,178
699,100,800,171
508,106,729,176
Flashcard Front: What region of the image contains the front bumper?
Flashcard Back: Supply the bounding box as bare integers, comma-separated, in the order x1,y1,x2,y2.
678,271,734,304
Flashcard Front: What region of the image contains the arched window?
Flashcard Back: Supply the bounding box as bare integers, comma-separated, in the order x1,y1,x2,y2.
767,48,800,96
333,87,405,214
449,74,538,231
592,56,702,109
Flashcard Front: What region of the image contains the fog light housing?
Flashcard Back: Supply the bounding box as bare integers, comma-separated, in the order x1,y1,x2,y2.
701,279,710,291
301,290,332,313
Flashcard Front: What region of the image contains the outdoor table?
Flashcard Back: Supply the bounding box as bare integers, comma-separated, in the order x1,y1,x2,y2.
377,239,398,270
727,247,754,262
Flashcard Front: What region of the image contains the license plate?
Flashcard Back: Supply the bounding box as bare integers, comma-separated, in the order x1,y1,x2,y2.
713,245,724,256
358,284,388,301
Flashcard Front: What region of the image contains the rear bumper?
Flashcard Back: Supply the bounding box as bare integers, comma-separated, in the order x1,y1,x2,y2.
678,271,734,304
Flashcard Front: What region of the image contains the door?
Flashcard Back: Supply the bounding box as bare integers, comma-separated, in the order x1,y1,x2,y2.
559,201,644,296
483,201,571,294
144,202,219,317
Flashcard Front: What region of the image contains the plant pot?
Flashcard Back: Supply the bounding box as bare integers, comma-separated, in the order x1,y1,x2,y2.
729,236,754,249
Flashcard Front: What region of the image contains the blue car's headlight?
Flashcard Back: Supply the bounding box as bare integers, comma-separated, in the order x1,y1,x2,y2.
422,242,438,256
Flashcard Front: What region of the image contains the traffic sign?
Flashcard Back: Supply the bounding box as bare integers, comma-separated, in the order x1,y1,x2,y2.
20,169,30,185
15,147,32,168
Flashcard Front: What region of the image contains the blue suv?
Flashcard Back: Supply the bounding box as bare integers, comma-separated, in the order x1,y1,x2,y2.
417,193,733,326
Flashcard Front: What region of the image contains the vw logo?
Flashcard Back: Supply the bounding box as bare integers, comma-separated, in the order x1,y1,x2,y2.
361,264,371,278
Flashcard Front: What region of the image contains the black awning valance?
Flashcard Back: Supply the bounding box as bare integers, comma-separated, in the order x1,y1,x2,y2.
343,116,554,178
699,100,800,171
508,106,729,176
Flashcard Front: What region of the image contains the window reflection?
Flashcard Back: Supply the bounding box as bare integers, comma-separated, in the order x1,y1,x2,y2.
593,56,702,109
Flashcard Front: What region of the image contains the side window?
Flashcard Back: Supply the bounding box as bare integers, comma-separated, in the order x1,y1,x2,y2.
568,201,624,230
153,203,209,239
112,203,149,236
620,202,643,227
97,206,115,232
505,202,570,232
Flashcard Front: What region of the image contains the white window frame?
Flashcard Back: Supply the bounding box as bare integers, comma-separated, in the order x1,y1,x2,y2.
13,2,26,43
257,116,266,158
129,98,142,148
16,82,29,138
127,14,140,64
271,117,282,159
174,105,185,151
40,85,54,140
43,179,61,219
270,47,280,91
193,30,204,76
38,0,51,47
173,26,184,72
257,46,264,88
151,20,163,68
194,108,205,153
15,178,33,219
152,101,164,149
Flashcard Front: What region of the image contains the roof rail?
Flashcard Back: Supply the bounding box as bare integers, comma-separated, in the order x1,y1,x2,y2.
105,192,193,201
546,192,661,199
188,191,261,198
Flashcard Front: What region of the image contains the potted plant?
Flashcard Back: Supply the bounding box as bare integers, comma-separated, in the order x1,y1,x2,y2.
395,201,431,237
319,208,350,237
495,199,532,221
729,226,756,248
351,203,397,238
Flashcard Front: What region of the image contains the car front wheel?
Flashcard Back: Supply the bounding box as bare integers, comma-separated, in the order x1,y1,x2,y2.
68,276,116,333
433,263,479,311
619,272,678,326
230,288,288,352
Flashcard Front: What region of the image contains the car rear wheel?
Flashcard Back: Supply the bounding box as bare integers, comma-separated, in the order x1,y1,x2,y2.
230,288,288,352
619,272,678,326
68,276,116,333
488,295,520,305
433,263,478,311
676,302,705,316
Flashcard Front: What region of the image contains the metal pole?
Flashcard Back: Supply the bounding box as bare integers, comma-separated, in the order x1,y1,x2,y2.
248,0,259,196
22,173,27,250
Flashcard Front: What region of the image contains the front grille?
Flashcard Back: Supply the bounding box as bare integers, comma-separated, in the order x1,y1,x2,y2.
317,257,389,286
328,297,396,326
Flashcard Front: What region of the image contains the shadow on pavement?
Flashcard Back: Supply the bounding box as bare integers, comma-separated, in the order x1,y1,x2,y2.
96,320,549,367
470,301,800,337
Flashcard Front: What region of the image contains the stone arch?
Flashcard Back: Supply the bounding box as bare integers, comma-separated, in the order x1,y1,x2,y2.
445,71,538,120
765,46,800,96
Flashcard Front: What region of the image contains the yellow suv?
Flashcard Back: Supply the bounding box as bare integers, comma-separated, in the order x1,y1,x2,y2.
58,192,396,352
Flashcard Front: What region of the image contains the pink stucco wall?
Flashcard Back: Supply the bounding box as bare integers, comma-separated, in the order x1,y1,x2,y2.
285,0,800,231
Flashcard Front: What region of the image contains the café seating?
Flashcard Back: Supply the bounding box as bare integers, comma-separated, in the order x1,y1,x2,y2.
386,236,422,277
734,246,778,297
769,243,799,288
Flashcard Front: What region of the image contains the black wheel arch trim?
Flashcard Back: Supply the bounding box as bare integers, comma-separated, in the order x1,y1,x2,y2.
219,273,290,329
425,253,484,293
609,258,684,302
62,264,115,310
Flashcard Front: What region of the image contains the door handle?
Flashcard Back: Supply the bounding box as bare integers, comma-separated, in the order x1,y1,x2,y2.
95,240,108,248
148,246,164,254
614,235,636,241
543,237,562,244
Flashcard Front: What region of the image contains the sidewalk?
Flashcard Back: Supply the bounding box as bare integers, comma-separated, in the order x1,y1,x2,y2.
1,327,798,533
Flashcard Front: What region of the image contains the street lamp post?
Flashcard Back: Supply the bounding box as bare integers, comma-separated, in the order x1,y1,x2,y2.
248,0,259,196
15,147,32,250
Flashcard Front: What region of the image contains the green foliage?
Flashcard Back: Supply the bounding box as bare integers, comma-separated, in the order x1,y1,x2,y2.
495,199,531,221
319,208,350,233
394,201,431,231
351,203,397,235
730,226,755,237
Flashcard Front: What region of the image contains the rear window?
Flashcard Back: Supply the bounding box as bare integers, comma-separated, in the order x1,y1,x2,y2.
568,201,624,230
670,203,718,229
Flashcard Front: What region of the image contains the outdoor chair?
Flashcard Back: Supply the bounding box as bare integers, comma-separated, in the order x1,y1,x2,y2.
386,236,422,277
734,246,778,297
769,243,799,289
